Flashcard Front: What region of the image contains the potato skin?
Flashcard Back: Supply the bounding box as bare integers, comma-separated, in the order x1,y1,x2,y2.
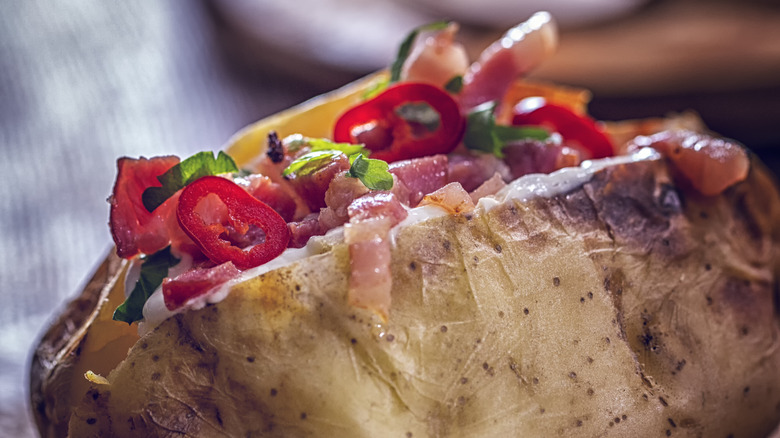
30,252,135,438
63,157,780,437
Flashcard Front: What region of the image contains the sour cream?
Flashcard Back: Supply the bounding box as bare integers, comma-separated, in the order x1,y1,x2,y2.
139,148,660,336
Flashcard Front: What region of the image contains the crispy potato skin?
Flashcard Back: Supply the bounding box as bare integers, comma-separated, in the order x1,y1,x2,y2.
30,253,138,438
60,157,780,437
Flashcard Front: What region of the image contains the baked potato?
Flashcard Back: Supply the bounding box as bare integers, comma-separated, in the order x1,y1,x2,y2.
30,13,780,438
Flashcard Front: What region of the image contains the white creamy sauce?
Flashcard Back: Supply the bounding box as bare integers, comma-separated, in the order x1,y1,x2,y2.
138,148,660,335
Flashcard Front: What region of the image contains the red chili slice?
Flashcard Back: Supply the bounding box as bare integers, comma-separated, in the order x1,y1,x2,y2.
176,176,290,270
512,98,614,159
333,82,465,163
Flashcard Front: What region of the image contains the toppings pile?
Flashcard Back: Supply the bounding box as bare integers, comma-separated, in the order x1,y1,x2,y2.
109,12,750,325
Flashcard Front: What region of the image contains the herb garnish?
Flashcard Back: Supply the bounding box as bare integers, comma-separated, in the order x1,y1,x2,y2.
282,139,370,178
464,102,550,157
347,154,394,190
113,246,180,324
444,75,464,94
142,151,238,212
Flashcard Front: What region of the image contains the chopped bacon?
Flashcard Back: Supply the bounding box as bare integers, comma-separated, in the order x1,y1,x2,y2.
324,172,370,220
401,22,470,89
460,12,558,110
288,213,324,249
447,153,510,192
162,261,240,310
503,140,581,179
389,154,449,206
342,191,408,320
344,216,394,321
469,173,507,203
418,182,475,215
348,191,408,224
234,174,297,222
287,153,351,211
109,156,182,258
629,130,750,196
317,207,345,234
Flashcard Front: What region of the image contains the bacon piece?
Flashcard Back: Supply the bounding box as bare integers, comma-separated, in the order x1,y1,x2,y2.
503,140,582,179
402,22,470,88
342,191,408,320
250,142,311,221
469,173,507,203
288,213,323,249
460,12,558,110
162,261,240,310
348,192,408,224
324,172,371,220
234,174,297,222
447,153,510,192
287,153,351,211
389,154,449,206
109,156,182,258
629,130,750,196
344,216,394,321
418,182,475,215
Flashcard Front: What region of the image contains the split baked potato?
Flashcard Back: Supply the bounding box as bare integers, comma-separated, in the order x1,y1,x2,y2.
29,71,780,437
29,15,780,437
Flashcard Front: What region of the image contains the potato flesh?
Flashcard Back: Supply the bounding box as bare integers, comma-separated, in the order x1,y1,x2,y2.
69,158,780,437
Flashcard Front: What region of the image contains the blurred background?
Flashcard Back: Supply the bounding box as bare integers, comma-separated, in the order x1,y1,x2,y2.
2,0,779,435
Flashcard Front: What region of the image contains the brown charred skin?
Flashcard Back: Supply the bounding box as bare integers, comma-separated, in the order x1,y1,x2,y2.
30,252,125,438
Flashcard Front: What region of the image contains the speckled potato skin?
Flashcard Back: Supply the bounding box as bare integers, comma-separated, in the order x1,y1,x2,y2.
63,157,780,438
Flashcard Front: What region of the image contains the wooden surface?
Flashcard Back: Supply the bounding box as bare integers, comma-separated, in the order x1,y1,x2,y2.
2,0,779,436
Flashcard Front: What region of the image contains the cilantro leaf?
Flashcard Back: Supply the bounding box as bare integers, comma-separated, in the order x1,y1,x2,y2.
389,21,450,82
395,102,441,133
464,102,549,157
113,246,180,324
142,151,238,212
346,154,393,191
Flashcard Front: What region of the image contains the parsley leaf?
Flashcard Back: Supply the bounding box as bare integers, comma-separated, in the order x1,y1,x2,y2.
346,154,393,191
113,246,180,324
390,21,450,82
142,151,238,212
464,102,549,157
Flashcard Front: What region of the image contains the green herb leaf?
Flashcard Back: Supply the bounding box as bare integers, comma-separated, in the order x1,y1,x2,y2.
282,139,371,178
308,138,368,156
142,151,238,212
390,21,450,82
494,125,550,143
346,154,394,191
444,75,464,94
113,246,180,324
395,102,441,133
282,150,344,178
464,102,550,157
